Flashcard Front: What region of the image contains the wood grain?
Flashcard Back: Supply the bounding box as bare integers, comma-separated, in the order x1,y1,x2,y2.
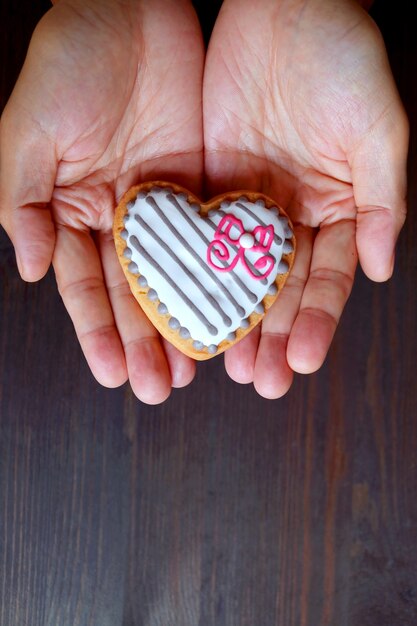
1,1,417,625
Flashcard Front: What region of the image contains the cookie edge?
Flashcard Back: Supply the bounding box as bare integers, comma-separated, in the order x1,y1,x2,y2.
113,181,296,361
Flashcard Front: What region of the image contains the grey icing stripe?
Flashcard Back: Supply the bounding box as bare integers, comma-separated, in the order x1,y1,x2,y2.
279,216,293,239
283,240,294,253
134,213,232,327
205,211,268,287
146,196,246,317
234,203,284,247
129,235,218,336
167,194,260,300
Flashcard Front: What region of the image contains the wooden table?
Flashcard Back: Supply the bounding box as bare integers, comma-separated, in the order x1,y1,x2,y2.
1,1,416,624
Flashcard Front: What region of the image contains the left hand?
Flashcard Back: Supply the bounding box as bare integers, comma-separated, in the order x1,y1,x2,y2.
0,0,204,404
203,0,408,398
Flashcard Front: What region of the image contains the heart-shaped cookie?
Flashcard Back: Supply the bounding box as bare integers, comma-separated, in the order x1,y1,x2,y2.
113,181,295,360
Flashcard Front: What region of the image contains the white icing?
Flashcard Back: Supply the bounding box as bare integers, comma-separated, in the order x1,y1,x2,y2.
239,233,255,248
123,187,292,346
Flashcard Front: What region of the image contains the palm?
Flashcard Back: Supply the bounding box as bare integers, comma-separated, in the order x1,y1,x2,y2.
0,0,204,403
47,3,203,210
204,0,408,397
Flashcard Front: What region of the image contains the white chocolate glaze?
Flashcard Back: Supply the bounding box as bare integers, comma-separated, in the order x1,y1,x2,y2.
123,187,292,347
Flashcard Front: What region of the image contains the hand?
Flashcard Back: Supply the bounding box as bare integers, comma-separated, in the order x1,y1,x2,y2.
203,0,408,398
0,0,204,403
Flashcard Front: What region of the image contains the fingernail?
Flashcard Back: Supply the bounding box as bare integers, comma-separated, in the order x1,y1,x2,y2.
389,251,396,276
15,251,25,279
171,361,185,388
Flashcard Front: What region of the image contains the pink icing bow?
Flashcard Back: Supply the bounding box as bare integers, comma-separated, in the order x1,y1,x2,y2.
207,215,275,280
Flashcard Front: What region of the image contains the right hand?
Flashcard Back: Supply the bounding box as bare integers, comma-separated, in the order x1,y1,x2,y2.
203,0,408,398
0,0,205,404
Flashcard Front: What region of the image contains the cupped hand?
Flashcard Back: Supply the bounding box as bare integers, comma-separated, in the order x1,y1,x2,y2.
203,0,408,398
0,0,204,403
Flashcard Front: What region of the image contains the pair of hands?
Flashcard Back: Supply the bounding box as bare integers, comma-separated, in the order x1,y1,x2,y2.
0,0,408,404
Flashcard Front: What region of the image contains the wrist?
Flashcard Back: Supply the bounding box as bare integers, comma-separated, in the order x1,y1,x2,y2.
222,0,373,10
51,0,196,6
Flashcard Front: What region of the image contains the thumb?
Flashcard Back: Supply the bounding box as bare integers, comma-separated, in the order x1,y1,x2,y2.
0,102,57,282
351,85,409,282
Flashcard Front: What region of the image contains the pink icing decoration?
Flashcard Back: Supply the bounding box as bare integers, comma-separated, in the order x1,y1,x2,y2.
207,214,275,280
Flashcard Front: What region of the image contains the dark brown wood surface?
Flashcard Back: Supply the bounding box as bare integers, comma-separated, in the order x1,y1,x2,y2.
1,1,416,625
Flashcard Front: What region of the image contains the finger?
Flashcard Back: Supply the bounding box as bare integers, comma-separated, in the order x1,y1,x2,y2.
0,106,57,281
162,339,196,389
98,230,173,404
287,219,357,374
224,324,261,385
253,225,314,399
351,86,409,282
53,225,128,389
